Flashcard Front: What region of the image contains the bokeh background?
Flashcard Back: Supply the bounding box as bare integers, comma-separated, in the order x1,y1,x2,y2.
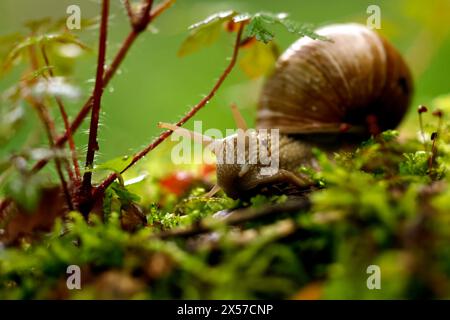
1,0,450,164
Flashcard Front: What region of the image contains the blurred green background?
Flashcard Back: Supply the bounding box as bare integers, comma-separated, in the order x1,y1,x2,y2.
1,0,449,163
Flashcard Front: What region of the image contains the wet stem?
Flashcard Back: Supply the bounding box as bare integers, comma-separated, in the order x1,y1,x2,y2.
81,0,110,196
30,0,174,174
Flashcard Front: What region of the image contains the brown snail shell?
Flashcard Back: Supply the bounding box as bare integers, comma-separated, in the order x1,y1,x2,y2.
257,23,413,136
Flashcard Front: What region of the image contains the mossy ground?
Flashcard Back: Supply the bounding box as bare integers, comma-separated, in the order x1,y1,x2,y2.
1,113,450,299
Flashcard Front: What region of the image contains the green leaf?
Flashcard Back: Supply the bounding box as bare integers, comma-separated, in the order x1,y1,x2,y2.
178,10,236,57
3,32,89,71
94,155,133,173
246,16,274,43
245,12,325,44
278,19,327,41
179,10,326,57
188,10,236,30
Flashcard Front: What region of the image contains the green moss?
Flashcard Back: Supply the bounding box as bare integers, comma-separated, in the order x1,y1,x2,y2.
2,125,450,299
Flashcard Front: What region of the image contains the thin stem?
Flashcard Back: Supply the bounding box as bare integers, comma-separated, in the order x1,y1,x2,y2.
31,0,172,173
31,99,74,210
149,0,175,20
123,0,135,25
418,105,428,152
158,122,215,146
419,115,427,152
41,45,81,181
230,103,248,131
82,0,110,192
428,110,443,173
94,24,244,198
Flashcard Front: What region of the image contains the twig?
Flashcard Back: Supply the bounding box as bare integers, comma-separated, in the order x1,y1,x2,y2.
40,45,81,181
149,0,175,20
31,0,173,174
134,0,154,32
93,23,245,199
82,0,110,193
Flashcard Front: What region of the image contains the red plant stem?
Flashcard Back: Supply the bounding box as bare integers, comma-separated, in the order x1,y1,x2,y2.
82,0,110,192
41,45,80,181
30,0,173,174
134,0,154,32
1,0,173,216
93,24,244,199
150,0,175,20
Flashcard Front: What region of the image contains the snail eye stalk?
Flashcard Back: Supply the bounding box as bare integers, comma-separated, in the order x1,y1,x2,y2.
158,122,216,147
204,184,221,198
230,103,248,131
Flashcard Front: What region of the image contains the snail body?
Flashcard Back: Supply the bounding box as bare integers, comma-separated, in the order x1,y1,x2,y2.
161,23,413,199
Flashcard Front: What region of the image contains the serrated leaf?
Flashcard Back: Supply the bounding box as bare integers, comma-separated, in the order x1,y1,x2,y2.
245,12,325,44
240,40,278,78
257,12,289,24
188,10,236,30
246,16,274,43
278,20,327,41
232,13,252,23
3,32,89,71
94,155,133,173
178,11,236,57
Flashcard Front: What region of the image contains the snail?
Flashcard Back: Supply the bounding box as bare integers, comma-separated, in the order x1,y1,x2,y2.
159,23,413,199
